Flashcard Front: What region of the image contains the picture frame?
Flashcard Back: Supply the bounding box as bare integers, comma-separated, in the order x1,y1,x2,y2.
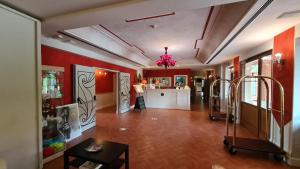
56,103,82,142
174,75,188,86
148,77,171,87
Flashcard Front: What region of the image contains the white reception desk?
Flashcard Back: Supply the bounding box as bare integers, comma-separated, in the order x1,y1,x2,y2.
142,88,191,110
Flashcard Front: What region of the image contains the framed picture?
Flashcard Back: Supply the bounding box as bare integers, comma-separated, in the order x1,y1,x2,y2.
148,77,171,87
159,77,171,87
56,103,82,142
174,75,188,86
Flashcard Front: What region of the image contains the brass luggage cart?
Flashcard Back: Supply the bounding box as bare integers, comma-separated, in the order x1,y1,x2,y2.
224,75,285,160
209,79,235,121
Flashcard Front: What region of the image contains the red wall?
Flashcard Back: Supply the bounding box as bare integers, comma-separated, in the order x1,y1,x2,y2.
273,27,295,124
95,70,114,94
143,69,192,87
233,56,240,79
42,45,136,105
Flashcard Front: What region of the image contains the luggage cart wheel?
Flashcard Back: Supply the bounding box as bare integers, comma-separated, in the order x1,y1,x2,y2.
229,115,234,123
274,154,283,161
223,139,229,146
229,146,237,155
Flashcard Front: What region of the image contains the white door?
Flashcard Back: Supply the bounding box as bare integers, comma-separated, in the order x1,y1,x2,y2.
73,65,96,131
118,72,131,113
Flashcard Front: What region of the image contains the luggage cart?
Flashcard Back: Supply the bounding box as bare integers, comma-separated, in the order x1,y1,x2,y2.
209,79,235,121
223,75,285,160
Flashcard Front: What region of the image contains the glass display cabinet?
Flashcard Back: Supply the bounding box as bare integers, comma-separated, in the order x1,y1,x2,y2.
41,65,66,163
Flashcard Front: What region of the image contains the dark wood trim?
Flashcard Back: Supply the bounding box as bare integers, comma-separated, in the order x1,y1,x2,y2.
194,39,200,49
133,45,145,54
206,0,274,64
132,45,154,60
57,31,144,67
99,25,154,61
245,50,273,63
99,25,132,47
194,48,199,58
201,6,214,40
125,12,175,22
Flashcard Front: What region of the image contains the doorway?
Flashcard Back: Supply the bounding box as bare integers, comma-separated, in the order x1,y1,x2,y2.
240,51,272,137
95,68,118,114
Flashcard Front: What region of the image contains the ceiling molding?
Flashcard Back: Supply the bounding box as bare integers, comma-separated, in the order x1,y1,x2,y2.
57,31,145,67
201,6,214,40
194,39,200,49
98,24,154,61
125,12,175,22
194,48,200,58
196,0,257,63
206,0,274,64
99,24,132,47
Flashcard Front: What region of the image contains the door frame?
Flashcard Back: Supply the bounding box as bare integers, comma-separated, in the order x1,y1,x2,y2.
118,72,131,114
94,67,122,115
240,50,273,137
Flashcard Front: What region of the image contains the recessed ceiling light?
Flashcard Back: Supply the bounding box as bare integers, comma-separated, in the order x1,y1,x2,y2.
149,24,157,29
57,34,64,39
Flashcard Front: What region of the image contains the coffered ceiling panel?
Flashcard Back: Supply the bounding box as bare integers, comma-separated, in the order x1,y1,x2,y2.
102,8,211,62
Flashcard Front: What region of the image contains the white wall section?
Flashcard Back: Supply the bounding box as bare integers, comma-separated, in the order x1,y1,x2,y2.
288,24,300,166
96,92,116,110
0,4,42,169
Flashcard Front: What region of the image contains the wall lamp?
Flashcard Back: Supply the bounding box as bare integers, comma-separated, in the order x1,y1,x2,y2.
273,52,284,65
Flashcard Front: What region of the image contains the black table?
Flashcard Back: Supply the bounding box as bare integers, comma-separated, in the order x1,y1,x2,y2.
64,138,129,169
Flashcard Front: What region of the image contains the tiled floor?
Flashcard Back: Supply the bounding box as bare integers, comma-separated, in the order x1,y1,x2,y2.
44,96,297,169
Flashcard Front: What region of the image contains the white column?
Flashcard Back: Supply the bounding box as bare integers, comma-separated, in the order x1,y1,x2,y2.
288,24,300,166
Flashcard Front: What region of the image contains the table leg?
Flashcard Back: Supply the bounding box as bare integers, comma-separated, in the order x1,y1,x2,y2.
64,152,69,169
125,147,129,169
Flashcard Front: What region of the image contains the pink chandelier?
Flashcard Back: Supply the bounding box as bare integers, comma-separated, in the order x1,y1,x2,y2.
156,47,176,69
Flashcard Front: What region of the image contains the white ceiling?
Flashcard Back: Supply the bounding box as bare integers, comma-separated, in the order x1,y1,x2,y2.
2,0,245,69
1,0,128,18
103,8,210,63
4,0,300,70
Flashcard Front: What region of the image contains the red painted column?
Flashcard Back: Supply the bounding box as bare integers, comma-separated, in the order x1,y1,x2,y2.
272,27,295,124
233,56,240,80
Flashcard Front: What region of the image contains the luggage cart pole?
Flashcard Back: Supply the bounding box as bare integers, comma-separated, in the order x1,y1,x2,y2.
225,75,285,159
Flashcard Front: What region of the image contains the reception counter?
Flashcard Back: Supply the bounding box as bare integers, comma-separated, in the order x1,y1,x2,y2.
142,88,191,110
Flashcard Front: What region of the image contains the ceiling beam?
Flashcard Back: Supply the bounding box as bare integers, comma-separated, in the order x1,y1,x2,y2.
196,0,257,63
201,6,214,40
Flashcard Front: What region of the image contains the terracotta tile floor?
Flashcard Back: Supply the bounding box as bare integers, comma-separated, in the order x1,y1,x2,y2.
44,99,297,169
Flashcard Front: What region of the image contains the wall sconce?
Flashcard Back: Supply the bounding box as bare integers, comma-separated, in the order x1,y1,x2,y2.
273,52,284,64
141,79,147,85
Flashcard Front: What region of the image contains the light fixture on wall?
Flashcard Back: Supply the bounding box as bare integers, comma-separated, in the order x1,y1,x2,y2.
141,79,147,85
273,52,284,64
156,47,176,69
